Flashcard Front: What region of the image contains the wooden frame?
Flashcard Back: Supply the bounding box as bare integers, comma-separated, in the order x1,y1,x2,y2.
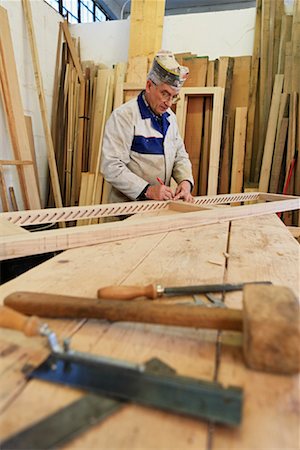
0,193,299,261
175,87,225,196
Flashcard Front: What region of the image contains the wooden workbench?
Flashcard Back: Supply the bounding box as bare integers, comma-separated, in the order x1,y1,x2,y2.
0,212,299,449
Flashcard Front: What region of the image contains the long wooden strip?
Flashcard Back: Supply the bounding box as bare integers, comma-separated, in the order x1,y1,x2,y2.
0,6,41,210
259,74,284,192
244,0,261,183
0,193,263,226
22,0,63,209
128,0,165,62
230,107,248,194
0,167,9,212
0,198,299,261
61,21,84,83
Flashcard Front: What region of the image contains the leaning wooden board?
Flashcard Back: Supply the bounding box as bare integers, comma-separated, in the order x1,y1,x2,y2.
0,214,299,449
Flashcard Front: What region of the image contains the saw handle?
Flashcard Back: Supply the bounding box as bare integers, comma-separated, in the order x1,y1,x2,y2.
0,305,41,336
97,284,159,300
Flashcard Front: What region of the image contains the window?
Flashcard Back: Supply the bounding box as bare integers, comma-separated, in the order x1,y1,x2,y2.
44,0,109,23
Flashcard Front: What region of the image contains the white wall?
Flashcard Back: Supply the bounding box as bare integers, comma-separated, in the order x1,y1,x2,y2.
0,0,62,211
71,7,256,67
0,2,257,212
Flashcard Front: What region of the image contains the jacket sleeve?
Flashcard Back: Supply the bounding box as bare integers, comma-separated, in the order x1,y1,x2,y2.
171,118,194,189
100,106,149,200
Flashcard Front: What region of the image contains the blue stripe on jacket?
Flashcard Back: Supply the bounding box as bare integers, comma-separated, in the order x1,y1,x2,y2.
131,136,164,155
131,92,170,155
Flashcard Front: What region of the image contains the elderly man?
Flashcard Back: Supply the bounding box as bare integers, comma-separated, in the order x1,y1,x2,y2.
101,50,194,203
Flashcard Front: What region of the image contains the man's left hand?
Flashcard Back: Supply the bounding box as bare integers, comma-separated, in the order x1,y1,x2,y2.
173,181,194,202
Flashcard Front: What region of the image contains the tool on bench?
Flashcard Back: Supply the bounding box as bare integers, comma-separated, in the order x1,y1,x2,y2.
0,305,243,430
97,281,272,300
3,283,300,374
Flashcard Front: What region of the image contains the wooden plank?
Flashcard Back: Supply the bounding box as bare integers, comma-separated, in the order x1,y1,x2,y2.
213,214,299,450
22,0,63,209
0,167,9,212
183,57,208,195
25,115,41,202
269,117,288,193
61,21,84,83
199,61,214,195
272,0,284,81
217,57,234,194
277,14,293,74
128,0,165,62
113,62,127,109
226,56,251,193
230,107,248,194
268,92,288,192
0,160,32,166
258,74,284,192
244,0,261,183
8,187,18,211
0,5,41,210
291,0,300,93
1,197,299,260
89,69,114,172
257,0,273,182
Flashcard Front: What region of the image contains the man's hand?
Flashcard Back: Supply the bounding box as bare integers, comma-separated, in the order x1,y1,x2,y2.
173,181,194,202
146,184,175,201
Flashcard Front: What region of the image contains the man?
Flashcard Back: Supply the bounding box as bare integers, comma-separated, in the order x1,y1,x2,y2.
101,50,194,204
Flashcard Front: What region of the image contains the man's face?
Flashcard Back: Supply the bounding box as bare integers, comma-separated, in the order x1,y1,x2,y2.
145,80,180,115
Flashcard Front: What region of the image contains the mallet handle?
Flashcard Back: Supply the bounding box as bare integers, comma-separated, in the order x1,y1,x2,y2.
4,291,243,332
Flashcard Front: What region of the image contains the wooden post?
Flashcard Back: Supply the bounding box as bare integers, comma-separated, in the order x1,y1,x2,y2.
22,0,63,209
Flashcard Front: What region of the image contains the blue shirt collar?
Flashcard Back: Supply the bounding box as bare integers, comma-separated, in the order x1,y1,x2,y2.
137,91,170,136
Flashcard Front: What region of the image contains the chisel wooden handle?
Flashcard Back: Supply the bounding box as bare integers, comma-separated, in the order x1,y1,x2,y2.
0,305,41,336
97,284,158,300
4,291,243,332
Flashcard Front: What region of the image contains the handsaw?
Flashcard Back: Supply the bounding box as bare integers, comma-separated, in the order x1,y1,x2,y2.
0,303,243,431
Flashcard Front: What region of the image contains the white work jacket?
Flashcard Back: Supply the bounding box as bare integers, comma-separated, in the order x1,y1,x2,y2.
101,92,194,203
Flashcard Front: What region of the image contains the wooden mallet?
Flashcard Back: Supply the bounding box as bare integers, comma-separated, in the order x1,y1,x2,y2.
2,284,300,374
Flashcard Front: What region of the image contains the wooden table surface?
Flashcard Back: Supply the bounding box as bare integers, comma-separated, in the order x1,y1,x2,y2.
0,212,299,449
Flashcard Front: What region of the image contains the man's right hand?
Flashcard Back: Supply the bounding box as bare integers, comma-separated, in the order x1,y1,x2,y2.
145,184,174,201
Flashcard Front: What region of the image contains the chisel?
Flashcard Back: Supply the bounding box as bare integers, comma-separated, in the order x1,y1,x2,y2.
97,281,272,300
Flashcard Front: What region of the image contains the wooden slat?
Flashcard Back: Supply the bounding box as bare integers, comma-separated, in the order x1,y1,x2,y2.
257,0,273,182
277,14,293,74
61,21,84,83
22,0,63,209
259,74,284,192
8,187,18,212
230,107,248,194
0,5,41,210
128,0,165,62
1,197,299,260
183,57,208,195
0,167,9,212
25,115,41,202
244,0,261,183
217,56,234,194
291,0,300,93
199,61,214,195
269,117,288,193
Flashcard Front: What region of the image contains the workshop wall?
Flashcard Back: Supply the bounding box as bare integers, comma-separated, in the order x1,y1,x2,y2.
70,8,256,67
